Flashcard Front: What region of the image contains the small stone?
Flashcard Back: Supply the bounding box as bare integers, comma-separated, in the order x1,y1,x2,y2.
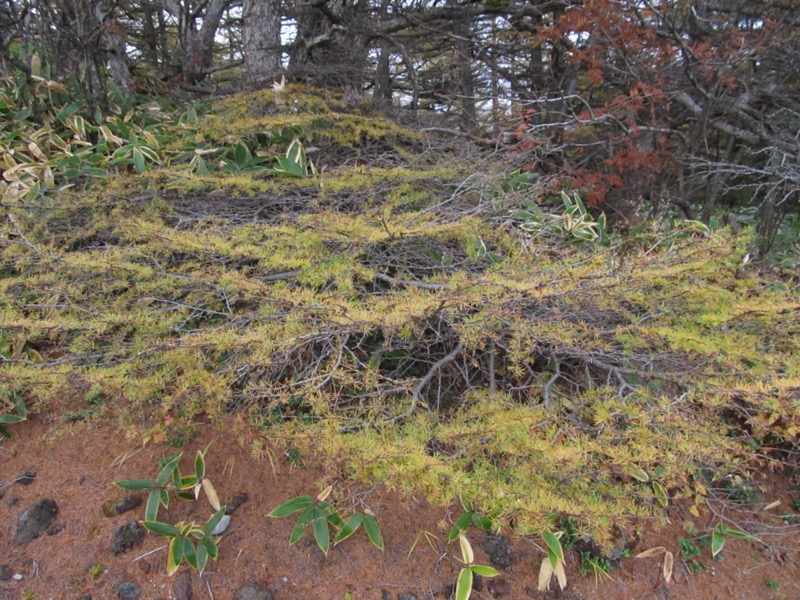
232,583,274,600
172,570,193,600
111,521,145,555
117,581,142,600
16,471,36,486
0,565,11,581
7,497,20,506
16,498,58,544
136,560,151,575
487,578,510,597
104,495,143,518
398,594,418,600
226,492,248,515
46,524,64,535
381,591,393,600
482,536,516,569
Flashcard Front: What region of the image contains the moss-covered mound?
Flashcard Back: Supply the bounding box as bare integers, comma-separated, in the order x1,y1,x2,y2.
2,87,799,549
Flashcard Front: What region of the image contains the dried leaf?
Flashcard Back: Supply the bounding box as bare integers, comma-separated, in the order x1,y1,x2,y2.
663,551,674,584
538,557,554,592
202,478,221,511
317,485,333,502
763,500,781,512
459,533,474,564
555,558,567,590
635,546,666,559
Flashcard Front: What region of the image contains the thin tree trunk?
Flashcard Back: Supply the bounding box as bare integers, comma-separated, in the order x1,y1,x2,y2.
243,0,282,85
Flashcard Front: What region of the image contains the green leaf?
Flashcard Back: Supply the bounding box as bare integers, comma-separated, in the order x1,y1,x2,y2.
718,526,759,542
56,101,83,123
335,513,363,544
711,528,724,557
196,540,208,573
133,147,146,174
0,424,10,439
471,514,493,532
235,143,250,166
157,453,182,486
455,567,473,600
204,508,227,536
145,489,162,521
324,506,344,528
195,450,206,480
167,536,184,576
138,146,160,163
286,140,304,165
312,507,331,554
652,480,668,507
289,507,315,544
269,495,314,517
183,537,198,569
542,530,564,568
363,514,384,550
115,479,156,491
0,414,25,424
201,535,219,559
142,520,180,538
572,192,588,216
630,466,650,483
179,475,198,490
547,546,560,571
449,512,473,542
13,396,26,418
470,565,499,577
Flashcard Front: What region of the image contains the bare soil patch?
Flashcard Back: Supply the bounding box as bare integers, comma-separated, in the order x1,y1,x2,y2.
2,415,799,600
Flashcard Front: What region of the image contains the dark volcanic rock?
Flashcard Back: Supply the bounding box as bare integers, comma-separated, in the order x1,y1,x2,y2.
117,581,142,600
16,471,36,486
173,570,193,600
0,564,11,581
398,594,419,600
232,583,274,600
103,495,143,517
482,535,516,569
111,521,145,555
487,577,510,597
16,498,58,543
225,492,249,515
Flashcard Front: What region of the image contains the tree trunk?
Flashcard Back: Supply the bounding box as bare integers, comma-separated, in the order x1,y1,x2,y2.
164,0,230,84
448,0,475,131
243,0,282,85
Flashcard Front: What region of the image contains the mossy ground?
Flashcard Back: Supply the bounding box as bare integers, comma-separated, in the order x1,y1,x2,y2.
2,87,799,553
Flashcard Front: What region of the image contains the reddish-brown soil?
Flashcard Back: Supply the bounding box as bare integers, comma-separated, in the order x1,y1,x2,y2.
2,415,799,600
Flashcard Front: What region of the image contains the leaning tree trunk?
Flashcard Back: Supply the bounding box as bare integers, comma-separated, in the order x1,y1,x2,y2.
243,0,282,85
